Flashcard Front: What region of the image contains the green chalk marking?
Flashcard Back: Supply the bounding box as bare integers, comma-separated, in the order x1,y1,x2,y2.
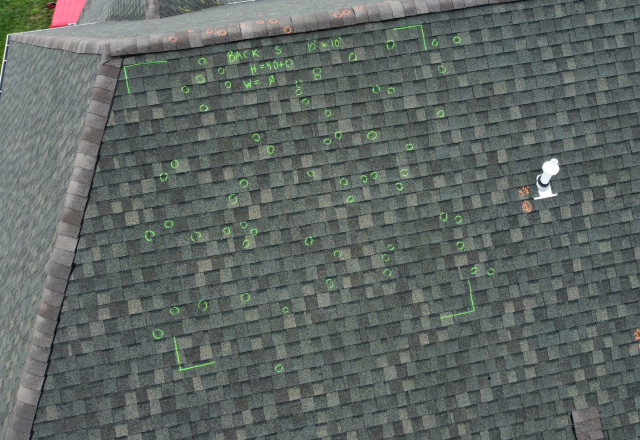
455,215,463,224
453,35,462,44
487,268,496,276
164,220,174,228
174,337,216,371
392,24,427,51
382,268,393,277
123,60,168,95
326,278,335,289
223,226,232,235
456,241,465,251
274,363,284,373
333,250,343,258
198,300,208,312
170,160,180,169
170,306,180,316
396,182,404,191
471,266,478,275
440,279,475,319
240,221,248,229
282,307,289,314
239,178,249,188
304,236,314,246
144,230,155,242
152,329,164,339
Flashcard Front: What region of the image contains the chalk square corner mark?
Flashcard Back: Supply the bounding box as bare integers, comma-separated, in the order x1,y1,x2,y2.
173,336,216,372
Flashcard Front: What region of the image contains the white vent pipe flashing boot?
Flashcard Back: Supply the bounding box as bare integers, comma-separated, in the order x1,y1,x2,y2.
534,158,559,200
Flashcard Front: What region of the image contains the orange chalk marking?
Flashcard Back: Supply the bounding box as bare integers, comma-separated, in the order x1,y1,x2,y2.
168,36,177,42
283,25,292,34
522,200,533,213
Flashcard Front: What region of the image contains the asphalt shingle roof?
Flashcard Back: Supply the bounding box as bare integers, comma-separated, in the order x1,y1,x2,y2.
0,42,101,439
1,0,640,438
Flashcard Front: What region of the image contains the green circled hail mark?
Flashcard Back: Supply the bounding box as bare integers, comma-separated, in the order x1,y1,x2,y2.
367,130,378,140
174,337,216,371
392,24,428,51
199,104,209,112
440,212,448,222
307,170,316,178
190,231,202,242
456,241,465,251
326,278,334,289
339,177,349,186
164,220,174,228
198,57,207,65
400,168,409,177
431,38,439,47
346,195,355,203
252,133,261,142
453,35,462,44
242,238,251,249
123,60,169,95
304,236,314,246
274,364,284,373
381,253,390,262
144,230,155,242
372,85,381,94
240,292,251,302
152,329,164,339
169,306,180,316
440,279,475,319
198,300,208,311
487,268,496,276
438,64,447,74
382,268,393,277
348,52,357,61
195,74,206,84
170,160,179,169
181,86,190,94
240,221,248,229
249,228,258,236
386,40,396,50
396,182,404,191
471,266,478,275
159,172,168,182
239,178,249,188
266,145,275,154
387,244,395,251
228,194,238,205
223,226,231,235
282,306,289,314
324,109,332,117
455,215,463,224
436,109,445,118
406,143,414,151
333,250,343,258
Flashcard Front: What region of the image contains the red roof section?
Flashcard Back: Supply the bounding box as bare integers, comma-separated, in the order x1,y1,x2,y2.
50,0,87,28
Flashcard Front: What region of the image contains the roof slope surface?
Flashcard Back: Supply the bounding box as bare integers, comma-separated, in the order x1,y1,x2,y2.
23,0,640,438
0,43,100,439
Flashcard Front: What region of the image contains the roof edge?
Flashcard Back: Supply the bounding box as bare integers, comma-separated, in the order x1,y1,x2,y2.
9,0,519,58
145,0,160,20
5,56,123,440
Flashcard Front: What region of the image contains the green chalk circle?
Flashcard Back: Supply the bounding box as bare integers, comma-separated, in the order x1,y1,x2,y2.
223,226,232,235
372,85,381,94
386,40,396,50
431,38,439,47
396,182,404,191
198,57,207,65
240,292,251,302
164,220,174,229
440,212,448,222
274,364,284,373
266,145,275,154
383,268,393,277
304,236,314,246
348,52,358,62
224,81,232,89
400,168,409,177
152,329,164,339
361,174,368,183
240,221,248,229
190,231,202,242
228,194,238,205
199,104,209,112
370,171,378,180
326,278,335,289
324,138,332,145
307,170,316,178
456,241,465,251
339,177,349,186
334,131,342,140
252,133,261,142
296,88,303,97
218,67,225,75
312,67,322,80
242,238,251,249
387,244,395,251
387,87,396,95
301,98,310,106
406,143,414,151
181,86,190,94
239,178,249,188
159,173,168,182
144,230,155,242
170,160,180,169
195,74,206,84
436,109,445,118
198,300,208,312
453,35,462,44
471,266,478,275
367,131,378,140
455,215,463,224
170,306,180,316
249,228,258,236
324,109,332,117
282,307,289,314
487,268,496,276
382,253,390,262
346,195,355,203
438,64,447,74
333,250,343,258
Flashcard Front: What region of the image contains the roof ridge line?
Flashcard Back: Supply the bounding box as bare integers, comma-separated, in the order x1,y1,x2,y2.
5,56,123,440
9,0,519,58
